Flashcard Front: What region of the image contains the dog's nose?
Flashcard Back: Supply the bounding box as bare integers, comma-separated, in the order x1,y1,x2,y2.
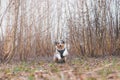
60,45,62,47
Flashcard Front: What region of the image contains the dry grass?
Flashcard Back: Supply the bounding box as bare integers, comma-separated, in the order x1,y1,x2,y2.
0,56,120,80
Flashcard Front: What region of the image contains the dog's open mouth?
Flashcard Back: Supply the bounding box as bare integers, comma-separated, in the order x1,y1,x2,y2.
57,45,64,50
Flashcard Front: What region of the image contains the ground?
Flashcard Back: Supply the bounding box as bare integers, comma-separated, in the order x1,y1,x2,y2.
0,56,120,80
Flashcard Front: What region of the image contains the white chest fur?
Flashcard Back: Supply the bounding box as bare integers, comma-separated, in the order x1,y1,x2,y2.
54,49,69,60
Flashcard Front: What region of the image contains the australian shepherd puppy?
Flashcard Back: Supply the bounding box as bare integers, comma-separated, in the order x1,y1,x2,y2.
53,40,69,63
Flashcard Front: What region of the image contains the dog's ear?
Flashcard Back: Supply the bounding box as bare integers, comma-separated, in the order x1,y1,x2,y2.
54,41,58,45
61,40,65,44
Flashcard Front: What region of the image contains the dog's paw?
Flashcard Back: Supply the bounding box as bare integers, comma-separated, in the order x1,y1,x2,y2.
57,59,65,64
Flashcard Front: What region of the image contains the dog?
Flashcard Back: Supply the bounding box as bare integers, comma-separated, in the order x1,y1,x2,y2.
53,40,69,63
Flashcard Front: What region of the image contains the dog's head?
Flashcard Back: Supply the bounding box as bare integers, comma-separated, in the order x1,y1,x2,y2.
54,40,65,50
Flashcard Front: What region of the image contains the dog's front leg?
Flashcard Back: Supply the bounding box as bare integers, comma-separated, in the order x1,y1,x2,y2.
53,53,61,63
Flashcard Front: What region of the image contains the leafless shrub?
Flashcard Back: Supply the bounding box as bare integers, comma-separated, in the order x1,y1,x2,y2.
0,0,119,63
67,0,120,57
